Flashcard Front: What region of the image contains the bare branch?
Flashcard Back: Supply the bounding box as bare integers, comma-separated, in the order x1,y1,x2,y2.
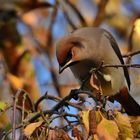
63,0,87,26
93,0,109,26
28,89,97,123
123,50,140,58
103,63,140,69
61,4,77,30
2,124,22,140
35,92,83,111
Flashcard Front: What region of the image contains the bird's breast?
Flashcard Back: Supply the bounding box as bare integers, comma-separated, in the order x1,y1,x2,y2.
70,60,95,83
70,60,126,96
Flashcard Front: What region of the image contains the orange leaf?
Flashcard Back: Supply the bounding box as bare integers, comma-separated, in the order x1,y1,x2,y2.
23,121,43,137
7,73,24,89
96,117,119,140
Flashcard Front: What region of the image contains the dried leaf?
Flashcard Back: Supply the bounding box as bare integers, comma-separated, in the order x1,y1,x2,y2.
7,73,24,89
89,110,97,135
23,121,43,137
72,127,81,139
90,73,102,94
79,110,90,134
130,116,140,137
96,117,119,140
47,130,57,140
115,111,134,139
56,129,72,140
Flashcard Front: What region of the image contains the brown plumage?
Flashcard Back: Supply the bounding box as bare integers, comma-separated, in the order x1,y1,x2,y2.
56,27,140,116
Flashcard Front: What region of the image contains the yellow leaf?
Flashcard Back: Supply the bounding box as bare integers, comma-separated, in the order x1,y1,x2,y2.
7,73,24,89
132,18,140,50
105,0,121,15
96,117,119,140
0,101,7,111
126,138,133,140
79,110,90,134
22,11,42,26
134,19,140,35
115,111,134,139
0,112,10,128
23,121,43,137
93,134,100,140
95,110,103,124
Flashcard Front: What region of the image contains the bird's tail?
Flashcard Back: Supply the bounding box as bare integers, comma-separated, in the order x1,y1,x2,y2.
113,87,140,116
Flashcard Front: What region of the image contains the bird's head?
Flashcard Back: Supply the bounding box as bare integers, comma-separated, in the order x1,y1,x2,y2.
56,35,87,74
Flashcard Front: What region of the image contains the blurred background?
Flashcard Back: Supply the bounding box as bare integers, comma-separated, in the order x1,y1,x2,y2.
0,0,140,131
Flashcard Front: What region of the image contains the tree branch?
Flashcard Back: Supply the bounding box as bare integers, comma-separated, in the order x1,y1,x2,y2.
28,89,97,123
123,50,140,58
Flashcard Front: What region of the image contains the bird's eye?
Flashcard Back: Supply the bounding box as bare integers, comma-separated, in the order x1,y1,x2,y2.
60,51,72,67
67,51,72,60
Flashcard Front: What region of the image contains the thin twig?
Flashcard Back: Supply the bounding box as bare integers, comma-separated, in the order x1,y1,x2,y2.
123,50,140,58
12,88,35,112
50,112,79,129
61,4,77,30
28,89,96,123
21,89,35,112
63,0,87,26
34,92,83,111
102,63,140,68
89,61,140,71
93,0,109,26
61,112,79,120
34,92,49,111
0,104,28,117
22,93,26,123
11,89,35,139
46,0,62,97
2,124,23,140
12,89,23,140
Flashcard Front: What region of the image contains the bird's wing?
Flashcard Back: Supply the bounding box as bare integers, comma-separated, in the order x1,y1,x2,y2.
104,33,131,89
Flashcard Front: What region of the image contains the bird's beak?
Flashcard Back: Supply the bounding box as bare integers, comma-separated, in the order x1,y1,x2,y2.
59,60,73,74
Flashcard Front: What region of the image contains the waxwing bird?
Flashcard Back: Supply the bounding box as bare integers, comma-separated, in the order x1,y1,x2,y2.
56,27,140,116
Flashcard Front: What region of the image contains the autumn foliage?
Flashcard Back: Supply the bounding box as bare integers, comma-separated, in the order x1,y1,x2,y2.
0,0,140,139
